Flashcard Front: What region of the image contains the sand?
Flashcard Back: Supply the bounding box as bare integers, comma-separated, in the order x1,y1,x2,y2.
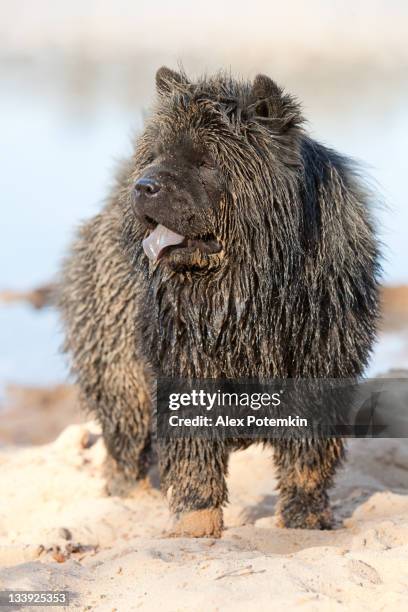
1,420,408,611
1,288,408,609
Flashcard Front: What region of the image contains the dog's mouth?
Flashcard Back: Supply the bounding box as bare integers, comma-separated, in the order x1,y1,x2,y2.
142,223,222,263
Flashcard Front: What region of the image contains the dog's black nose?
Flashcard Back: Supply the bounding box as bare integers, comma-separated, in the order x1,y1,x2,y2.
134,178,161,196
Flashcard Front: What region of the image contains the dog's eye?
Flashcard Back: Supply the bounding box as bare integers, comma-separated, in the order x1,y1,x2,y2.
144,153,156,166
198,155,215,169
146,150,164,166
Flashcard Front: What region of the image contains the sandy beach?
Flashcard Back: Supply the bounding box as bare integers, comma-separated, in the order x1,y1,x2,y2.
1,420,408,610
0,288,407,610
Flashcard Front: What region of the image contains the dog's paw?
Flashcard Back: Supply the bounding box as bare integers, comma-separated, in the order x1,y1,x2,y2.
104,474,150,498
103,457,148,498
166,508,223,538
276,504,333,530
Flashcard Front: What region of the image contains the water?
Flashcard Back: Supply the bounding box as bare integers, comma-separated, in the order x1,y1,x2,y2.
1,65,407,386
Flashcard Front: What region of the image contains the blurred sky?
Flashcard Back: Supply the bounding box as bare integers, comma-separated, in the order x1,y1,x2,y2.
0,0,407,385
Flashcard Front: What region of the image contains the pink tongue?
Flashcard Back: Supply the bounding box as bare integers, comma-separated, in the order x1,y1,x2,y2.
142,224,185,262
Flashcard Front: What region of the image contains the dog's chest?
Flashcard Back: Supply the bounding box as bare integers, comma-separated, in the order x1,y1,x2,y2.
141,279,268,378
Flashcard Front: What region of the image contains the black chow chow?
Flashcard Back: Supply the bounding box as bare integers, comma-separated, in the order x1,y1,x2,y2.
59,67,381,537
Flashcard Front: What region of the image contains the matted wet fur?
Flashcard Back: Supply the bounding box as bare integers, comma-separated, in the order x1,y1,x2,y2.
59,67,381,536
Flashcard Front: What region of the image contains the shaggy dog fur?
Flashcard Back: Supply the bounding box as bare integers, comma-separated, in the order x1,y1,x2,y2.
59,67,381,537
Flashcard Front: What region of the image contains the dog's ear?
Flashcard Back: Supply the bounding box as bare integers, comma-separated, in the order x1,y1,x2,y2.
252,74,278,95
250,73,302,130
156,66,187,95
